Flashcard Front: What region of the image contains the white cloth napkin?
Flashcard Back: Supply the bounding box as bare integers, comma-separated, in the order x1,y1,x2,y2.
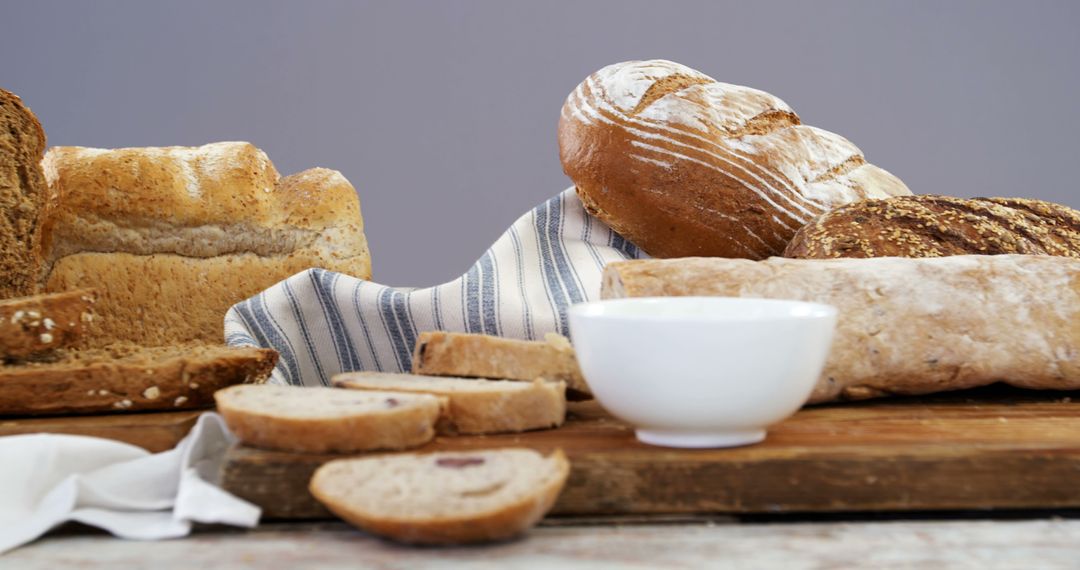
0,413,260,554
225,187,648,387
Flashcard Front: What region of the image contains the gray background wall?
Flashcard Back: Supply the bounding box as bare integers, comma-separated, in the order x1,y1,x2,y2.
3,1,1078,285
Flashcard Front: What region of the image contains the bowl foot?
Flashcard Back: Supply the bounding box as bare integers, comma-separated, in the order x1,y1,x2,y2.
635,428,766,449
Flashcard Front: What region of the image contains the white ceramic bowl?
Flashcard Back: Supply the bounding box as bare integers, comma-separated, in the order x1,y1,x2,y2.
568,297,837,449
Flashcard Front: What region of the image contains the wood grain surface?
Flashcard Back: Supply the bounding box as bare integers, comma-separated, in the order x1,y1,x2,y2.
0,409,203,452
219,387,1080,519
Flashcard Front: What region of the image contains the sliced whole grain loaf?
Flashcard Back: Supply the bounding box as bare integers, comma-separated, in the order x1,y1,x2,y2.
215,384,445,454
0,88,48,298
784,195,1080,259
333,372,566,435
0,289,96,361
309,448,570,545
0,342,277,416
412,331,592,399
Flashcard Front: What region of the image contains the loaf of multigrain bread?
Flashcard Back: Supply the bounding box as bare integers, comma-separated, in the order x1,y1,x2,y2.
310,448,570,545
785,195,1080,259
334,372,567,435
602,255,1080,403
0,342,277,415
558,60,910,259
40,143,372,346
0,289,96,361
412,331,591,399
0,88,48,298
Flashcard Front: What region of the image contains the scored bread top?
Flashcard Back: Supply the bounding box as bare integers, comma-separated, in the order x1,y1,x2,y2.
40,142,370,275
559,59,911,259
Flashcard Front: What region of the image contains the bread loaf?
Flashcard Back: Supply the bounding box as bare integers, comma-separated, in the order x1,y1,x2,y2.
309,448,570,545
785,195,1080,259
0,342,276,415
0,88,47,298
558,60,911,259
215,384,444,454
412,331,591,399
334,372,567,435
602,255,1080,403
40,143,372,346
0,289,95,361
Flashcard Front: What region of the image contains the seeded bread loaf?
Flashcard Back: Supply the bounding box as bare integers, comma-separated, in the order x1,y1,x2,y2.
785,195,1080,259
215,384,444,454
558,60,911,259
0,289,96,361
0,342,277,416
0,88,48,298
334,372,566,435
309,448,570,545
40,143,372,346
602,255,1080,403
413,331,591,399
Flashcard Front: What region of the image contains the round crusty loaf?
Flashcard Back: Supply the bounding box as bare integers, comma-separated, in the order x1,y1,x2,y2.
309,448,570,545
215,384,444,454
784,195,1080,259
0,88,48,298
558,60,911,259
40,143,372,347
333,372,566,435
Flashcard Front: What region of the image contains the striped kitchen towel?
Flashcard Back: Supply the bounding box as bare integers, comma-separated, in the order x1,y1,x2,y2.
224,187,648,387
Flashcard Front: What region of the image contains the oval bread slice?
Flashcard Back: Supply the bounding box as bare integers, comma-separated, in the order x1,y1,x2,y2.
333,372,566,435
309,448,570,544
215,384,445,453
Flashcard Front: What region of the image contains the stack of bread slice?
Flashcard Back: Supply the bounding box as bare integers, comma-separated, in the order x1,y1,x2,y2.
216,331,578,545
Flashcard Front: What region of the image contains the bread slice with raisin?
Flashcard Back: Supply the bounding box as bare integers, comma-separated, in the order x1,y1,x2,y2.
333,371,566,435
215,384,445,454
309,448,570,544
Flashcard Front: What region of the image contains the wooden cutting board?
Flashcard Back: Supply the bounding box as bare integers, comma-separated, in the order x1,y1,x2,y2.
0,410,203,452
219,387,1080,519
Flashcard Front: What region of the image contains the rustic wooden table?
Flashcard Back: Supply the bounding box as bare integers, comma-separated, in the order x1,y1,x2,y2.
7,517,1080,569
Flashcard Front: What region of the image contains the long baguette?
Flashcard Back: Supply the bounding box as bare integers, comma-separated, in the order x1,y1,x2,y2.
601,255,1080,403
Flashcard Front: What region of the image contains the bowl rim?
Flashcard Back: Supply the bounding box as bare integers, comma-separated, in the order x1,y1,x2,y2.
567,296,838,322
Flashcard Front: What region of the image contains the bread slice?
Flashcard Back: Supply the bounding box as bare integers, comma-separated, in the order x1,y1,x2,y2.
0,289,96,361
215,384,445,454
412,331,592,399
309,448,570,545
333,372,566,435
0,342,277,416
0,88,48,299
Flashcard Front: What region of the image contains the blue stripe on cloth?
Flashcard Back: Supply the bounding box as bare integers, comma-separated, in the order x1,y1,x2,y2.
283,279,328,385
351,280,381,372
479,251,499,336
508,225,534,340
226,188,648,386
309,269,361,376
377,287,411,371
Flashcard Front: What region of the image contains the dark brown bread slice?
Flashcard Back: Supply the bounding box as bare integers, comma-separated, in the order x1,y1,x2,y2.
0,342,278,416
785,195,1080,259
0,289,96,361
0,88,47,298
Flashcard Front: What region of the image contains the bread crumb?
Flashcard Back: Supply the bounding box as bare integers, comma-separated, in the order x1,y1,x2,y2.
98,389,109,396
40,333,53,344
143,386,161,400
10,310,24,324
189,382,199,389
43,318,55,330
113,399,133,409
87,390,95,396
174,396,188,406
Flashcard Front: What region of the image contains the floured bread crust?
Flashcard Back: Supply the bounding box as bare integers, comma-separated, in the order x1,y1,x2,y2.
559,60,910,259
